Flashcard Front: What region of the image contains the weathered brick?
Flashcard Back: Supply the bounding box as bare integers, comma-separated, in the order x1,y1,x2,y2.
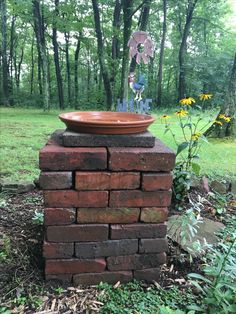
44,208,76,225
75,171,140,190
44,190,108,207
108,139,175,172
109,190,172,207
134,268,161,282
43,241,74,258
45,274,72,283
77,207,140,224
75,239,138,258
39,172,72,190
73,271,132,285
110,224,167,239
142,173,173,191
39,140,107,170
45,258,106,274
107,253,166,271
140,207,168,223
47,224,109,242
139,238,168,253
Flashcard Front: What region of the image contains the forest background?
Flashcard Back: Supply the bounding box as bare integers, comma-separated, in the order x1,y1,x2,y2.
0,0,236,114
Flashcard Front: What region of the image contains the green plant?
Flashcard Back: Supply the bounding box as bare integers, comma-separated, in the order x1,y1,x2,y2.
32,210,44,225
188,231,236,313
0,307,11,314
0,235,11,262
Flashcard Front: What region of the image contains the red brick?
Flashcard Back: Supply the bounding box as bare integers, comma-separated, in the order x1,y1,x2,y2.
44,190,108,207
45,274,72,283
140,207,168,223
43,241,74,258
75,239,138,258
107,253,166,271
39,141,107,170
73,271,132,285
47,224,108,242
45,258,106,274
44,208,76,225
108,139,175,171
110,224,167,239
134,268,161,282
139,238,168,253
109,190,172,207
77,207,140,224
142,173,173,191
75,171,140,190
39,172,72,190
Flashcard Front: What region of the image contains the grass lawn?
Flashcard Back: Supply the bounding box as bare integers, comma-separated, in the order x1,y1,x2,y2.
0,107,236,182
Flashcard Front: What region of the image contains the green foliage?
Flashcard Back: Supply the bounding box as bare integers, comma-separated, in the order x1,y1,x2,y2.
32,210,44,225
98,281,197,314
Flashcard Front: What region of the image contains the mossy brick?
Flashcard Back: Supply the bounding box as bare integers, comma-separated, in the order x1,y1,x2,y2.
75,239,138,258
139,238,168,253
43,190,108,207
77,207,140,224
108,139,175,172
140,207,168,223
109,190,172,207
107,253,166,271
47,224,109,242
110,224,167,239
39,172,72,190
45,258,106,274
75,171,140,190
44,208,76,225
39,140,107,170
142,173,173,191
73,271,133,285
43,241,74,258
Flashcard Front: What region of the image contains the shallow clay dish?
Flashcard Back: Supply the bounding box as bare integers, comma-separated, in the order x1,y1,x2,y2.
59,111,155,134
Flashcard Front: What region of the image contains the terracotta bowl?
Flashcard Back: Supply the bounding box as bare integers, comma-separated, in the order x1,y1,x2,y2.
59,111,155,135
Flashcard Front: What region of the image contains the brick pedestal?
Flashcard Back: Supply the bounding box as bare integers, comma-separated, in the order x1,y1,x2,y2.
39,130,175,285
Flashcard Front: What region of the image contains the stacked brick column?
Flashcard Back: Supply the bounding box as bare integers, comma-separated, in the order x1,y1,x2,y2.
39,132,175,285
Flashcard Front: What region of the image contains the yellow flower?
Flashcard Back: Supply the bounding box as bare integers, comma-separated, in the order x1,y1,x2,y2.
161,114,171,119
199,93,213,101
218,114,225,119
175,109,188,117
191,132,202,141
224,116,231,122
214,120,223,126
180,97,195,105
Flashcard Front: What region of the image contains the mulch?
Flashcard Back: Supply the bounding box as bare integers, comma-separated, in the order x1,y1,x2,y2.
0,188,234,313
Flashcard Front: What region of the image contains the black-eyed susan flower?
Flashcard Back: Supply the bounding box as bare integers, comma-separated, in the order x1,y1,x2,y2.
191,132,201,141
161,114,171,119
218,114,226,119
199,93,213,101
223,116,231,122
180,97,195,105
175,109,188,117
214,120,223,126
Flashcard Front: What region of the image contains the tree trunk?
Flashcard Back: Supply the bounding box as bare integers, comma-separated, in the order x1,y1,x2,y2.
120,0,134,100
129,0,151,73
64,31,71,107
1,0,10,106
9,15,16,102
33,0,50,110
74,35,81,107
204,53,236,138
30,36,35,95
52,0,64,109
92,0,113,110
156,0,167,106
178,0,198,100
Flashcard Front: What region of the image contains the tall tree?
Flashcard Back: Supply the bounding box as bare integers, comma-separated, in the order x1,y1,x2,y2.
92,0,112,109
178,0,198,100
156,0,167,106
74,34,81,107
32,0,50,110
64,31,71,106
52,0,64,109
1,0,10,106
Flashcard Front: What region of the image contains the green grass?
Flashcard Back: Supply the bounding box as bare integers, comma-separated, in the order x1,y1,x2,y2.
0,107,235,182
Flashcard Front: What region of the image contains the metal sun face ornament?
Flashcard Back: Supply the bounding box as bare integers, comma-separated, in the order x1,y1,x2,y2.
128,31,154,65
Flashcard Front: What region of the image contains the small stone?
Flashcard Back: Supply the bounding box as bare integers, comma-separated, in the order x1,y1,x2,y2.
202,177,210,193
230,181,236,194
2,181,35,194
210,180,228,194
